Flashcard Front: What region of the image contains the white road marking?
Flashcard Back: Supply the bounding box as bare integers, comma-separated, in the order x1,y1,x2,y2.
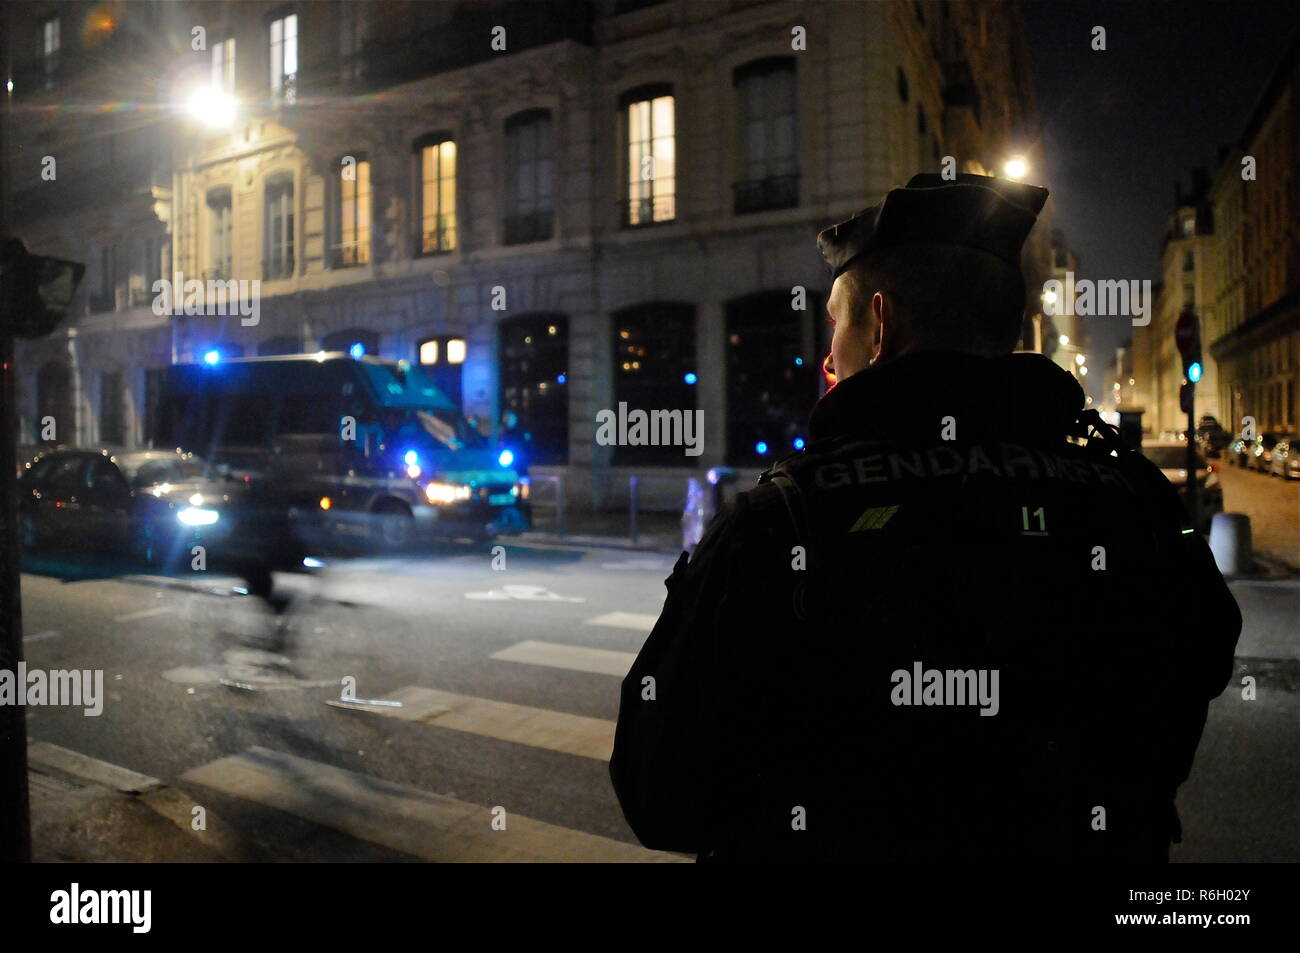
24,630,61,643
583,611,658,632
114,607,173,622
181,746,684,862
490,640,636,678
328,686,616,761
27,741,160,794
465,584,585,602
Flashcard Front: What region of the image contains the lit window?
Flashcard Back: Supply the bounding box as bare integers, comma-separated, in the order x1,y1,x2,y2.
623,87,675,226
336,157,371,266
419,341,439,365
418,137,457,253
446,339,466,364
212,37,235,93
270,13,298,104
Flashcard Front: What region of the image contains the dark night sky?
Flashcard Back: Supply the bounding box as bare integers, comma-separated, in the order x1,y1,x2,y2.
1021,0,1299,372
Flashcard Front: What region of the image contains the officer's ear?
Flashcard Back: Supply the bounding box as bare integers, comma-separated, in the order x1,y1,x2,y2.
869,290,895,364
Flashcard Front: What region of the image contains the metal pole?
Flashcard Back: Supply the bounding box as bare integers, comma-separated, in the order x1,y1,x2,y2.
1187,401,1199,532
555,473,566,538
0,330,32,863
629,475,638,545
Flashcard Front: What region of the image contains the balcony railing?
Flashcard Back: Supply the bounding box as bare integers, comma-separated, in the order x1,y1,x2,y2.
503,211,554,245
732,174,799,215
623,195,676,228
329,241,371,268
416,217,457,256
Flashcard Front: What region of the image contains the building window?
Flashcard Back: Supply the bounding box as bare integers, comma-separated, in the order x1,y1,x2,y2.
621,85,675,226
40,17,60,82
270,12,298,104
419,335,469,413
733,58,798,214
264,175,295,280
1183,249,1194,272
897,67,909,102
725,291,819,465
1183,284,1195,308
212,36,235,92
416,135,457,254
333,156,371,266
504,110,555,244
207,188,233,279
100,371,124,445
611,303,695,466
90,245,115,313
499,315,569,465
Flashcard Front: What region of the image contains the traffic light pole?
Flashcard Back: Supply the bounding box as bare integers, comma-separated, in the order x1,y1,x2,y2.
1186,395,1199,533
0,329,31,863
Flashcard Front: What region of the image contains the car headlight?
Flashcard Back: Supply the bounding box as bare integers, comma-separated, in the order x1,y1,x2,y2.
424,482,472,504
177,507,220,526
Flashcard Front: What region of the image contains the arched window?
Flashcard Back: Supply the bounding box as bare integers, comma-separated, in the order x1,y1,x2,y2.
725,290,819,465
611,302,696,466
499,315,569,464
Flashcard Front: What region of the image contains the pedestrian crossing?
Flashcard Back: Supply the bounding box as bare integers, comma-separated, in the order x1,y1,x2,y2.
328,686,617,760
181,746,682,862
489,639,638,677
37,607,680,861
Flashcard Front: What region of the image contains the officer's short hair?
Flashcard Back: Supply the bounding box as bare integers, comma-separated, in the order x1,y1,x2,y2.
844,243,1026,355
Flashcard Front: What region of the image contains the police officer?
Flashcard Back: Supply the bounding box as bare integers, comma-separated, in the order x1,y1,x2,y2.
610,173,1241,863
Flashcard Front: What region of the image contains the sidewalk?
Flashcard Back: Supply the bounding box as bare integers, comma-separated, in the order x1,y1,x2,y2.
520,508,685,552
27,741,272,862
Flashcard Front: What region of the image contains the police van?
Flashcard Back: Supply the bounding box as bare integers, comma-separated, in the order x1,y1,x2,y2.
154,352,527,548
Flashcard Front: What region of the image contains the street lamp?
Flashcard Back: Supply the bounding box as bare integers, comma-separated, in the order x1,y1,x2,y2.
1058,334,1069,346
1075,353,1086,366
1003,156,1029,180
185,86,237,128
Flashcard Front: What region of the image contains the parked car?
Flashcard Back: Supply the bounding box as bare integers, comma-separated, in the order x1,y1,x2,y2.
1247,432,1284,472
1226,436,1251,467
1194,418,1231,457
17,447,263,569
1139,440,1223,533
1268,436,1300,479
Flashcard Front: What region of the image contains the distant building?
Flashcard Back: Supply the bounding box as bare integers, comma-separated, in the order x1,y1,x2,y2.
3,0,1049,510
1139,168,1219,436
1206,31,1299,438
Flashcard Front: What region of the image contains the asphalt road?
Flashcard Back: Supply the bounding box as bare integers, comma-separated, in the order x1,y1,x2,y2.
16,536,1299,862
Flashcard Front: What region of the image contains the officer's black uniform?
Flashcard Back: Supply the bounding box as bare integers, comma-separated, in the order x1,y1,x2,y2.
610,176,1242,863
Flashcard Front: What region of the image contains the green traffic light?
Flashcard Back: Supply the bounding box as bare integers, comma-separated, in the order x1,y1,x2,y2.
1188,362,1203,383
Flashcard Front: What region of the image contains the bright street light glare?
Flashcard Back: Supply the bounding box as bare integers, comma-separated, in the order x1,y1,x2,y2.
1075,353,1086,365
186,87,236,128
1003,156,1028,180
1058,334,1069,345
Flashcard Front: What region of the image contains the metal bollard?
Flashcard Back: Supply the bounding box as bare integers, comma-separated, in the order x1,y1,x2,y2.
1209,512,1253,576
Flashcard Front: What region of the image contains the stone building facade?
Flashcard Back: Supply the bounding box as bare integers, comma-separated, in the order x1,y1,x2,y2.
4,0,1048,510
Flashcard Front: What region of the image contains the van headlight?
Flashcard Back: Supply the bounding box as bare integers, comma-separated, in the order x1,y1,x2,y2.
177,507,220,526
424,482,472,504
